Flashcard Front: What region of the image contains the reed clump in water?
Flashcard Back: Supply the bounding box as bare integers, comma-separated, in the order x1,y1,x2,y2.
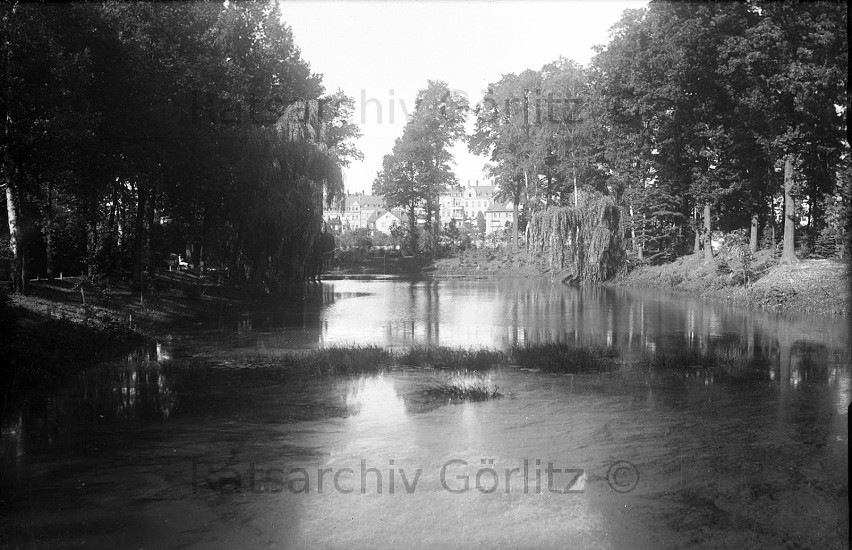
243,343,622,377
287,345,394,376
421,371,503,402
397,346,506,371
510,342,618,373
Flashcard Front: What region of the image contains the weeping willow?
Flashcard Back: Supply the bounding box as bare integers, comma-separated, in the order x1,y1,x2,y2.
227,99,342,292
527,191,626,283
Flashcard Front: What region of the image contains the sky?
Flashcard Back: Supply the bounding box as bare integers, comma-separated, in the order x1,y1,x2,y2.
280,0,647,195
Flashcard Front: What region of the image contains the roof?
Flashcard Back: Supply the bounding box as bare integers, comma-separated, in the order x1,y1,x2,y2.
486,202,514,213
378,209,409,223
349,194,385,208
466,185,494,198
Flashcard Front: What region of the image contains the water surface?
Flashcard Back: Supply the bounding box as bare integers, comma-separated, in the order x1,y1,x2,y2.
2,278,848,549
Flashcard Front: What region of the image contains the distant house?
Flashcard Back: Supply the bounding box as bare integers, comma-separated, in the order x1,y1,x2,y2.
462,184,495,219
375,209,409,235
364,210,381,232
485,202,516,235
322,192,386,231
438,181,519,230
439,189,467,226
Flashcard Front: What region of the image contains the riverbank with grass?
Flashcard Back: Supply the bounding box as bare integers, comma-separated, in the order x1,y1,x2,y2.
4,244,846,401
617,251,850,316
430,246,539,278
433,245,849,316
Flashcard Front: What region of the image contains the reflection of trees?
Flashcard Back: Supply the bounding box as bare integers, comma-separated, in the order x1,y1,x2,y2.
3,361,178,471
231,282,337,347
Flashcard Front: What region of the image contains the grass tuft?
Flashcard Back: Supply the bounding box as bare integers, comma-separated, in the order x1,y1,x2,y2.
421,371,503,402
510,342,618,373
283,345,394,376
242,344,620,378
397,346,506,371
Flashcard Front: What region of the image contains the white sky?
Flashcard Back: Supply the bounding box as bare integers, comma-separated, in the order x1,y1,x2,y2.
280,0,647,194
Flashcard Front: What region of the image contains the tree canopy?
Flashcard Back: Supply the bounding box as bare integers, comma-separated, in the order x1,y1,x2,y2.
2,2,360,293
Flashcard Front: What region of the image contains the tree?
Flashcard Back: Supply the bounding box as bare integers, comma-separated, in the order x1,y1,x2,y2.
1,2,352,293
374,81,467,255
407,81,468,245
470,70,545,248
373,133,429,254
720,1,847,263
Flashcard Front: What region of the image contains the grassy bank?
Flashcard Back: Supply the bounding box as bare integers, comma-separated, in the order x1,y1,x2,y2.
431,246,539,278
618,252,850,316
434,246,849,316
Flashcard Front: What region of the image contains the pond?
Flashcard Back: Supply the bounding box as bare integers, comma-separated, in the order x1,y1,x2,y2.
2,277,849,549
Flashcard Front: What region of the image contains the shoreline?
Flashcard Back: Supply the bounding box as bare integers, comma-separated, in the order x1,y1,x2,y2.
3,250,847,395
612,252,850,317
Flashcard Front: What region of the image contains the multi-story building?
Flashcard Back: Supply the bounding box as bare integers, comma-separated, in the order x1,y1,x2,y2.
323,182,520,237
323,193,385,231
484,202,517,235
438,180,519,233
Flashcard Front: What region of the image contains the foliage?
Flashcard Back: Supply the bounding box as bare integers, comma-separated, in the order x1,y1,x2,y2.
527,191,626,282
716,229,753,285
338,228,373,251
1,3,356,294
373,81,468,254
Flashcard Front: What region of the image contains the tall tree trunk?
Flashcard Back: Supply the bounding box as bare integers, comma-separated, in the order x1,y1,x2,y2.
693,207,701,255
512,199,519,250
5,177,24,294
781,156,798,263
86,189,98,278
630,202,639,255
749,214,759,253
434,196,441,241
106,188,118,271
145,186,156,282
3,2,23,293
44,179,54,279
132,184,147,290
703,203,714,263
573,164,578,207
408,203,417,255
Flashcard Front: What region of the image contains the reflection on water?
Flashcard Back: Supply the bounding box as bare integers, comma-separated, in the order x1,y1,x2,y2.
345,374,406,426
1,277,849,549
